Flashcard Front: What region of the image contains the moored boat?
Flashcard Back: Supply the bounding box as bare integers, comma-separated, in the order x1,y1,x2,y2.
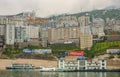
6,63,35,70
39,66,56,72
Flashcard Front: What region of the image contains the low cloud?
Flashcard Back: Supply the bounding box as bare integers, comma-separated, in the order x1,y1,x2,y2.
0,0,119,17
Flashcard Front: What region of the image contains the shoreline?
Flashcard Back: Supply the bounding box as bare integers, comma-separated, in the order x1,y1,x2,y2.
0,59,58,70
0,59,120,70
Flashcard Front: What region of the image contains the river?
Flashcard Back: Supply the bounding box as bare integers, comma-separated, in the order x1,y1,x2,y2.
0,70,120,77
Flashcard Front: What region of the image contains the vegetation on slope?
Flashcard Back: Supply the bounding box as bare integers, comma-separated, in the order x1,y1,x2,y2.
91,41,120,56
50,9,120,20
50,44,80,52
71,9,120,20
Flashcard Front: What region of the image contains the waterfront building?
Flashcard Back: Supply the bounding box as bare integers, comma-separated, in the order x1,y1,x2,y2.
98,58,106,69
58,56,106,70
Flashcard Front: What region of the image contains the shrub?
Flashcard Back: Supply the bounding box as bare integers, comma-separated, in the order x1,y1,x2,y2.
117,55,120,58
109,55,114,59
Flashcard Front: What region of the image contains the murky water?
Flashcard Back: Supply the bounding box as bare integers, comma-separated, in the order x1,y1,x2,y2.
0,70,119,77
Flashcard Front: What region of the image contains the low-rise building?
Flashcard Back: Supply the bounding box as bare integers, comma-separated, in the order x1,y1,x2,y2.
58,56,106,70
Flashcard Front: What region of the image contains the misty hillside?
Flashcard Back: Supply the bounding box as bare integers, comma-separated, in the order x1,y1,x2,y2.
72,9,120,20
50,8,120,20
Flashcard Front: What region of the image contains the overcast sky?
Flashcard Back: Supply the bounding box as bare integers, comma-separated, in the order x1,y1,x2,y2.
0,0,120,17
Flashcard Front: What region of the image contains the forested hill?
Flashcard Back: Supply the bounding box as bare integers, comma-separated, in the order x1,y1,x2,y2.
71,9,120,20
50,8,120,20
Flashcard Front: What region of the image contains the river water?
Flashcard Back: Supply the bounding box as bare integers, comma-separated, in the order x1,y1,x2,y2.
0,70,119,77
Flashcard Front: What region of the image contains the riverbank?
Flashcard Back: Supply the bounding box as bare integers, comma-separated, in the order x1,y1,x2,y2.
0,59,120,70
0,59,58,70
92,54,120,69
0,54,120,70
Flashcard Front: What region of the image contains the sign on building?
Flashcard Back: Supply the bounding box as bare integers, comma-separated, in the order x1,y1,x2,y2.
23,49,52,54
107,49,120,54
68,51,84,56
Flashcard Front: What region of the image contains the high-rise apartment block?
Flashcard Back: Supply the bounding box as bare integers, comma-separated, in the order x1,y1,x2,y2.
78,15,90,26
80,26,93,50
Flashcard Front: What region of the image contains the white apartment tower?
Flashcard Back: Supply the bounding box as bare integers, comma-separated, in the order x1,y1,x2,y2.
5,25,15,45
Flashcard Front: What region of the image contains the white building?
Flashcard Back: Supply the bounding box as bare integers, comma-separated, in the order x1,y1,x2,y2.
15,26,26,42
58,56,106,70
0,24,5,36
91,26,105,38
25,24,39,40
5,25,15,45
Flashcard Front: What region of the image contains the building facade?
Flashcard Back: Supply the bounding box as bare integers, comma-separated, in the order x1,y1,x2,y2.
0,24,6,36
80,26,93,50
58,56,106,70
5,24,15,45
78,15,90,26
42,27,80,45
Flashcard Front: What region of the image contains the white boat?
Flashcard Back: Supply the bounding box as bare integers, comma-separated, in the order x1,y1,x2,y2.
40,66,56,72
6,63,35,70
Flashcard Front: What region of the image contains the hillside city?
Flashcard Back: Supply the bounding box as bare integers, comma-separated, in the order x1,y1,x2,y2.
0,8,120,59
0,8,120,71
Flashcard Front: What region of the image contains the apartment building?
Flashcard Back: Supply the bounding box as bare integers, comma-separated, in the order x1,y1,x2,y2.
56,16,78,28
91,26,105,38
0,24,5,36
78,15,90,26
15,26,26,42
105,19,120,32
5,24,15,45
0,25,5,49
80,26,93,50
26,24,39,40
40,28,49,47
46,27,80,45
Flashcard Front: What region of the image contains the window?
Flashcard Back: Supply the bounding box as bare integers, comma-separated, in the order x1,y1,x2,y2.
102,67,105,69
60,60,63,62
102,60,104,62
